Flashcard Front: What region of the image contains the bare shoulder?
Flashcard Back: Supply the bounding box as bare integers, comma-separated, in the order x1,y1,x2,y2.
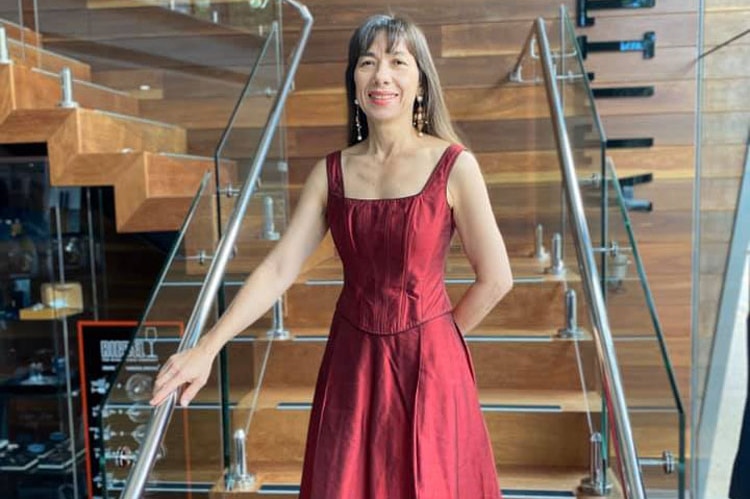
300,157,328,204
450,149,482,180
447,149,484,206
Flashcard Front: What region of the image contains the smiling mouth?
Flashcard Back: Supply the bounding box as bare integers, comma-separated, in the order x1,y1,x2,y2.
368,91,399,104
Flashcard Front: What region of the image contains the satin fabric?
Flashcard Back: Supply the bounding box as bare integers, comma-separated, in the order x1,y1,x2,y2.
299,145,501,499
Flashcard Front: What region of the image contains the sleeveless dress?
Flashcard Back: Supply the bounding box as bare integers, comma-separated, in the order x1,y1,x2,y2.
299,144,501,499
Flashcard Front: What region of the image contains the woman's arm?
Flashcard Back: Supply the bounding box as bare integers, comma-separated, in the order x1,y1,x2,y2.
151,158,329,406
448,151,513,334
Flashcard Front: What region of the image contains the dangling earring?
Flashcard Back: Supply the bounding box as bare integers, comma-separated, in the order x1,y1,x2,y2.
354,99,363,142
414,95,427,137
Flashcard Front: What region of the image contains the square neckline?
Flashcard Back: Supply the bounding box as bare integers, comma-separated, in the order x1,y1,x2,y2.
337,145,454,203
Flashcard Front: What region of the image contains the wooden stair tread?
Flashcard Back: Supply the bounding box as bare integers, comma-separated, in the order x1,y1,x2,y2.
6,37,92,80
209,462,605,496
0,19,42,46
25,65,140,116
234,385,602,413
239,324,591,340
300,254,579,283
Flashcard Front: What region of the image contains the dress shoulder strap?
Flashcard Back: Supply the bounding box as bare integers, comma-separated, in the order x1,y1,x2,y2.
325,150,344,197
432,143,465,185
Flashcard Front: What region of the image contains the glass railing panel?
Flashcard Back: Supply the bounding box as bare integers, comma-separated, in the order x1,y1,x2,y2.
207,21,287,494
547,8,684,497
99,172,229,497
193,4,312,494
606,160,686,496
537,14,615,494
214,20,286,276
495,17,576,285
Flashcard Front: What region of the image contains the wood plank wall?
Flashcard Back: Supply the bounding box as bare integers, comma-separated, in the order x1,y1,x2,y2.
695,0,750,410
282,0,700,399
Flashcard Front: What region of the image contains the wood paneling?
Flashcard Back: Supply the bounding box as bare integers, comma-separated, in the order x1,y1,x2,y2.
703,45,750,79
601,113,695,145
442,14,697,58
607,146,694,178
704,10,750,45
593,80,696,116
587,47,697,82
282,0,698,29
702,111,750,144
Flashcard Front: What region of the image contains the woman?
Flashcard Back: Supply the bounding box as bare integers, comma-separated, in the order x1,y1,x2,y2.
151,14,513,499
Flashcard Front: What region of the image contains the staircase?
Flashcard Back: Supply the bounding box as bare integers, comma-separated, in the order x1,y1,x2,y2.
0,19,233,233
0,3,685,498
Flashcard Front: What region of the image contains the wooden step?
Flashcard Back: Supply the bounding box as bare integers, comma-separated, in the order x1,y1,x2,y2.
208,463,624,498
0,106,230,232
2,61,138,115
229,386,598,468
285,272,579,332
0,19,41,46
5,36,92,80
0,107,186,156
233,329,596,393
111,152,217,232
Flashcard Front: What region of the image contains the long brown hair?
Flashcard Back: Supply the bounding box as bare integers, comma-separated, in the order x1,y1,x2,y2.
344,14,462,146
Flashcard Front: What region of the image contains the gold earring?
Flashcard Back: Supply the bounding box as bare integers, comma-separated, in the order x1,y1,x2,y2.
414,95,427,137
354,99,363,142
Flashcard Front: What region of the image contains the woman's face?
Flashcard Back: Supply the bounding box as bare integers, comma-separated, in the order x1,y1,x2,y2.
354,31,421,129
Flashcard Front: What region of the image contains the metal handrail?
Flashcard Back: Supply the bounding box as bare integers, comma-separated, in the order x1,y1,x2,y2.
534,17,646,499
118,1,313,497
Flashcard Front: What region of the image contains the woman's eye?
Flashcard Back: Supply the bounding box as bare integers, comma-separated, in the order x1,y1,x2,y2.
359,60,374,67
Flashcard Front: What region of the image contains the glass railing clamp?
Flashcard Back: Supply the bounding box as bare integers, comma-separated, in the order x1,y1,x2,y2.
579,432,614,495
545,233,566,276
220,184,241,198
558,289,584,338
639,451,676,474
59,67,79,109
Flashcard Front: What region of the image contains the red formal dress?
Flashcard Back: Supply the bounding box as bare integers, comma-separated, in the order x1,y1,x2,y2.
299,144,501,499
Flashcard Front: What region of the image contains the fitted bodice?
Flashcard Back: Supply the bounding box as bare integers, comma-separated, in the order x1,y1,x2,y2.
325,144,463,334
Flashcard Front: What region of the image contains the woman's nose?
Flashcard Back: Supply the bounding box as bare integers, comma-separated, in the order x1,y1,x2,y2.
374,62,392,84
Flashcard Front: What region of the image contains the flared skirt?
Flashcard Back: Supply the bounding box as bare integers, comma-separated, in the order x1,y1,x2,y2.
299,311,501,499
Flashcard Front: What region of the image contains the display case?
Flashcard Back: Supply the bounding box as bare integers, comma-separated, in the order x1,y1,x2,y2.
0,157,103,499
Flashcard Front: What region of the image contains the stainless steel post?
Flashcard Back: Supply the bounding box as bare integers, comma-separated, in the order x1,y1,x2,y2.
267,298,290,340
558,289,583,338
0,27,10,64
534,224,549,261
59,67,78,108
579,432,612,495
263,195,280,240
547,232,565,275
230,428,255,490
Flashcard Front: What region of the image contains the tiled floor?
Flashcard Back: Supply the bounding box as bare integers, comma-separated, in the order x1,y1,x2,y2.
705,258,749,499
